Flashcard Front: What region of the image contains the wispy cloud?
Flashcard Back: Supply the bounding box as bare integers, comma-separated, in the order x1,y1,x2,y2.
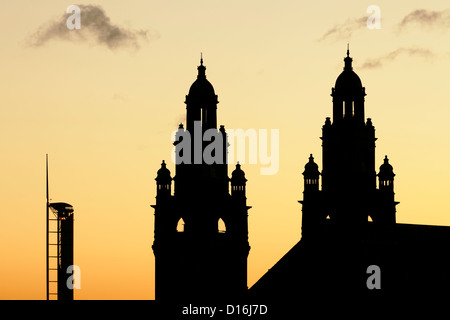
112,93,129,102
27,5,159,50
318,16,367,42
360,47,435,69
398,8,450,30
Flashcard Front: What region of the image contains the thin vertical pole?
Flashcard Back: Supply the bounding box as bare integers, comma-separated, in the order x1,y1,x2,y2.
46,154,49,300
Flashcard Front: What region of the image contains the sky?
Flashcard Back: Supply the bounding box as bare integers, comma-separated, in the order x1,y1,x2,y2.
1,1,450,300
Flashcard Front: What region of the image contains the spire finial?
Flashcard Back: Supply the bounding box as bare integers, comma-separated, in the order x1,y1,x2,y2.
344,43,353,71
197,53,206,78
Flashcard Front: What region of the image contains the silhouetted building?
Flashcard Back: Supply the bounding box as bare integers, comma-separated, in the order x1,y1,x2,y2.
249,49,450,301
152,58,250,301
301,48,398,241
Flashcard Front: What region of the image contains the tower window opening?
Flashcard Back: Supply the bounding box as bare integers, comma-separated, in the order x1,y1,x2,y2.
218,218,226,233
176,218,185,232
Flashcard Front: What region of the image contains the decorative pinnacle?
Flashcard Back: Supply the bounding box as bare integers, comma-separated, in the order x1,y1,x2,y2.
197,52,206,78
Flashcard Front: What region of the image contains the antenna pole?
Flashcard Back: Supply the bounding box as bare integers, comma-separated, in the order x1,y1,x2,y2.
46,154,49,300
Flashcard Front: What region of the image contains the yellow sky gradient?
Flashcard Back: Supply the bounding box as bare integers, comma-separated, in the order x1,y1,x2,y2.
1,1,450,299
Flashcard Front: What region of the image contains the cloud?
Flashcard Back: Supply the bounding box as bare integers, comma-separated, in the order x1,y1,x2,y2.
27,5,158,50
112,93,129,102
398,8,450,30
318,16,367,42
360,47,436,69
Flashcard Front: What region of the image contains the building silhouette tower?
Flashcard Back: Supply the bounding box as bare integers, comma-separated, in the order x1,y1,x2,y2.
250,49,450,301
152,58,250,301
48,203,75,300
45,155,75,300
300,48,399,240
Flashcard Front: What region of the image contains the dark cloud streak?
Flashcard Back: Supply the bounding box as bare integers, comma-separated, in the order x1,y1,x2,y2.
361,48,435,69
27,5,158,50
398,8,450,30
318,17,367,42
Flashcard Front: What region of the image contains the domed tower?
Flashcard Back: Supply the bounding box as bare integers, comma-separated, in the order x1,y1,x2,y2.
185,55,218,132
322,47,376,227
300,47,398,240
299,154,325,240
303,154,320,192
231,162,247,196
155,160,172,197
373,156,399,225
331,45,366,124
378,155,395,190
152,57,250,301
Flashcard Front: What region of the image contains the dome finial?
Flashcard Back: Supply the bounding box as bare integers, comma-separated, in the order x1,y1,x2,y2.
197,53,206,78
344,43,353,71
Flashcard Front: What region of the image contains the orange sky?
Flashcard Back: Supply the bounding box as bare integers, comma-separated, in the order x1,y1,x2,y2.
1,1,450,300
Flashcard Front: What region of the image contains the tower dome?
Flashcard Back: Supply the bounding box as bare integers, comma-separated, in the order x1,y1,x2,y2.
302,154,320,179
334,47,363,92
331,46,367,123
378,156,395,180
231,163,247,185
186,56,217,103
156,160,172,184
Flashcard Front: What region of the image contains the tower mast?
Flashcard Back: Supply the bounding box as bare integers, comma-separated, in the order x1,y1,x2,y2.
46,154,49,300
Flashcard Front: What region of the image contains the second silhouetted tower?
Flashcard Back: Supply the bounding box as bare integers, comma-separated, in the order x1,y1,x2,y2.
300,48,399,240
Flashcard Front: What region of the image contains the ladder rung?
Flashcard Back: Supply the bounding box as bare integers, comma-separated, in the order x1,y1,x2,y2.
48,256,59,258
48,280,58,283
48,268,58,270
48,231,59,233
48,244,59,245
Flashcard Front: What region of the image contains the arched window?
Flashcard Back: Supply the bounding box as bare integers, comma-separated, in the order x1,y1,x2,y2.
177,218,185,232
218,218,226,233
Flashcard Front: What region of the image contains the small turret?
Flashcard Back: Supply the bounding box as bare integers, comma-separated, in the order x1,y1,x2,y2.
303,154,320,191
230,162,247,197
378,156,395,190
156,160,172,196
